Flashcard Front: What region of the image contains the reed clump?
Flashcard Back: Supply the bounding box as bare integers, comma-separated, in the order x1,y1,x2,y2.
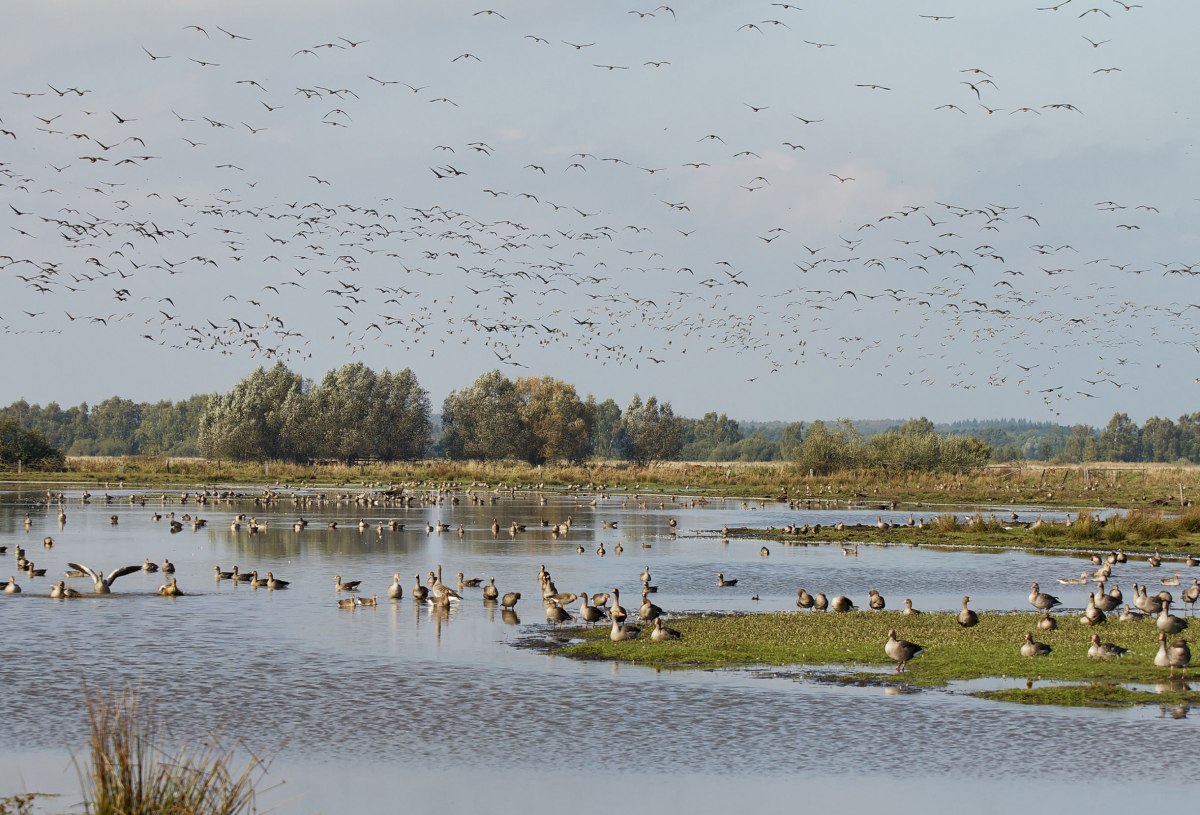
80,689,264,815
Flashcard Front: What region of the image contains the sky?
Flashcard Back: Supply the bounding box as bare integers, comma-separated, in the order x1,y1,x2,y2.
1,0,1198,426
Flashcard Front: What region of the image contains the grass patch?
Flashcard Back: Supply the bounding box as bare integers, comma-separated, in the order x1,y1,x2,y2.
555,610,1188,704
79,688,266,815
0,794,56,815
975,683,1200,708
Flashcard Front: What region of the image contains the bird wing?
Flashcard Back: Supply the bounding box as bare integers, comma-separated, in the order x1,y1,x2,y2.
107,564,143,584
68,562,99,582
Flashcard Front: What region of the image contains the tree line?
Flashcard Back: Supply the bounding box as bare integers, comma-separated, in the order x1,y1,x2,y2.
4,363,1197,469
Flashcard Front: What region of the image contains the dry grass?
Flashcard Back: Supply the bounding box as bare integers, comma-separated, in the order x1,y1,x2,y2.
80,689,265,815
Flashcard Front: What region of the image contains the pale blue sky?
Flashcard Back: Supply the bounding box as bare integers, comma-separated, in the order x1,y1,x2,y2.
2,0,1196,424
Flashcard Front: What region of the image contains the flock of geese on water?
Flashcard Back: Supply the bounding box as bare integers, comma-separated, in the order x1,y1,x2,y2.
3,488,1197,677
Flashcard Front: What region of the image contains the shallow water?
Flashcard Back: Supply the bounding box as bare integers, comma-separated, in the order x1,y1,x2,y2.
0,486,1191,812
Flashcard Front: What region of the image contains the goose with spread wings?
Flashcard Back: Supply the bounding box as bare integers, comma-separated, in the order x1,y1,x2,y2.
68,562,142,593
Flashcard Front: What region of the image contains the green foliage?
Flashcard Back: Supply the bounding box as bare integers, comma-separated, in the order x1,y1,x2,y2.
0,418,64,469
515,376,590,464
440,370,530,460
197,363,307,461
616,394,683,465
304,364,431,462
782,417,990,473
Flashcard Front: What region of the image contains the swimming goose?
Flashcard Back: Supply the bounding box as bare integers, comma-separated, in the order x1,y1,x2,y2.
716,573,738,587
813,592,829,612
412,574,429,602
162,559,175,574
157,577,185,597
1148,549,1162,568
830,595,855,613
1037,613,1057,631
457,572,483,589
1157,600,1188,636
337,596,357,609
639,588,663,622
1058,573,1090,586
609,616,641,641
1020,632,1052,657
214,566,234,580
3,576,21,594
388,574,404,600
640,566,652,584
49,580,82,598
796,588,815,610
902,598,921,616
885,629,924,672
1028,583,1062,612
1087,633,1128,659
1155,632,1190,677
1162,572,1182,587
650,618,682,641
334,575,362,592
868,589,886,611
42,536,53,548
355,594,378,607
483,577,499,601
957,596,979,627
231,566,254,583
760,546,770,557
265,572,289,590
69,562,141,594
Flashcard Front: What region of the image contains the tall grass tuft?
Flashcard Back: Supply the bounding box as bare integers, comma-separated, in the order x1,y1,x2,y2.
80,689,264,815
928,513,961,532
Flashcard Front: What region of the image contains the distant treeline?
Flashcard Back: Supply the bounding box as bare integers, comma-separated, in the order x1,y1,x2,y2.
2,363,1197,468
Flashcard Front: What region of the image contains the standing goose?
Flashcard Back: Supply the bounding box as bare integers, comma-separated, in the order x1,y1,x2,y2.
1028,583,1062,612
796,588,815,610
500,591,521,609
483,577,499,601
578,593,605,626
1157,600,1188,636
1087,633,1128,659
457,572,483,589
639,588,663,622
957,596,979,627
610,587,628,624
813,592,829,612
1020,632,1052,657
830,595,855,613
544,600,571,625
412,575,429,602
1155,631,1191,677
1181,579,1200,613
1080,593,1106,625
69,562,141,594
1093,582,1119,612
387,574,404,600
885,629,924,672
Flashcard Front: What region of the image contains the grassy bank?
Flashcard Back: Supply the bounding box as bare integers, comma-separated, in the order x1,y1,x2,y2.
554,610,1199,707
2,458,1199,509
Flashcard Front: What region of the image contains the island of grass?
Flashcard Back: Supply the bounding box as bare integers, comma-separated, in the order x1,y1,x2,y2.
553,609,1199,708
723,507,1200,558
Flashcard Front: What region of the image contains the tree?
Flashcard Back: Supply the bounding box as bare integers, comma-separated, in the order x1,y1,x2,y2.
440,370,529,460
1058,424,1098,463
0,418,64,469
778,422,806,461
198,363,307,461
1140,416,1179,462
585,396,622,460
305,363,431,462
515,377,590,464
616,395,682,466
1097,412,1139,462
90,397,142,455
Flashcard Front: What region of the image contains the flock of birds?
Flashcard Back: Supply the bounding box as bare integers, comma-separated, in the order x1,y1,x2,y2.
4,485,1196,682
1,2,1197,416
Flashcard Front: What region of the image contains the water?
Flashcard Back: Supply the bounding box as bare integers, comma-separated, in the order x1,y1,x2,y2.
0,485,1190,813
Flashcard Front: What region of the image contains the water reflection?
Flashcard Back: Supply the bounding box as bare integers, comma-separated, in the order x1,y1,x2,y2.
0,486,1187,813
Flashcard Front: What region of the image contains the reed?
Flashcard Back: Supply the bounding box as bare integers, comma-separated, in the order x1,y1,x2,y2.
79,688,264,815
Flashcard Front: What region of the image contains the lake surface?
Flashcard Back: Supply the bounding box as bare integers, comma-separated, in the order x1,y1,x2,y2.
0,484,1191,813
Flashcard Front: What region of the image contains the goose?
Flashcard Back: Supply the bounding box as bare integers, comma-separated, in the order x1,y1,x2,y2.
334,575,362,592
42,536,54,548
3,576,21,594
609,616,641,641
457,572,483,589
388,574,404,600
24,563,46,578
1148,549,1162,568
650,618,682,641
842,545,859,557
162,559,175,574
1134,584,1165,615
355,594,378,607
576,592,605,626
265,572,289,590
830,595,855,613
868,589,886,611
1080,593,1106,625
231,566,254,583
411,574,430,602
157,577,185,597
338,596,358,609
1093,583,1119,612
885,629,924,672
716,573,738,587
1020,632,1052,657
813,592,829,612
957,596,979,628
1162,572,1183,587
544,599,571,625
49,580,82,598
1088,633,1128,659
591,592,610,608
1029,583,1062,612
576,544,586,554
796,588,815,610
1119,605,1145,622
483,577,499,601
610,587,628,623
1155,632,1190,677
1181,579,1200,613
69,562,141,594
1037,613,1057,631
214,566,234,580
596,543,606,556
902,598,921,615
500,591,521,609
614,543,624,555
1157,600,1188,635
639,589,663,622
1107,584,1123,604
640,566,652,584
760,546,770,557
1115,549,1127,563
247,570,268,588
1058,573,1090,586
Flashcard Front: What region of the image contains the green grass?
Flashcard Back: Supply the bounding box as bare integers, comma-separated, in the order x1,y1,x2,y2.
976,683,1200,708
556,610,1190,707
